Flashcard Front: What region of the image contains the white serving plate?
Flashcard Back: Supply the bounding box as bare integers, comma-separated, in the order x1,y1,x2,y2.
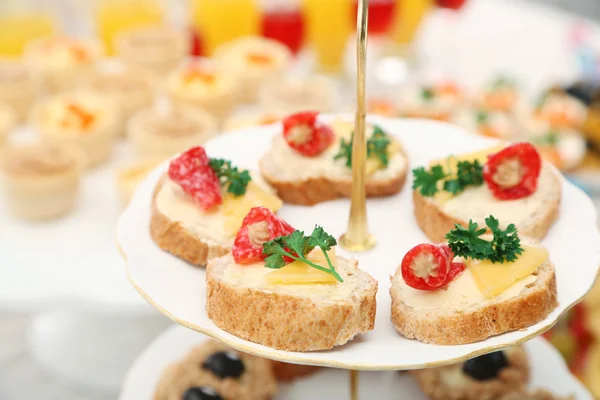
119,325,592,400
117,115,600,369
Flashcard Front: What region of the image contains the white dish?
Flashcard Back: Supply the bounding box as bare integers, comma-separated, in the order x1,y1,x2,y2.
117,115,600,369
119,325,592,400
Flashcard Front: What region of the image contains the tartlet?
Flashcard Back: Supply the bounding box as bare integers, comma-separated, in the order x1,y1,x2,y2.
258,76,338,114
399,81,463,121
23,35,102,95
166,61,238,120
0,143,84,220
0,58,36,122
116,157,164,206
127,103,218,159
451,107,516,140
222,110,282,132
0,103,16,147
81,66,156,135
214,37,292,103
114,25,187,75
31,91,119,168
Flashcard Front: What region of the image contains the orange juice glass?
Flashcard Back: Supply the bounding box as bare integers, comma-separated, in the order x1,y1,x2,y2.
95,0,164,55
191,0,260,56
303,0,352,75
0,12,55,57
390,0,433,47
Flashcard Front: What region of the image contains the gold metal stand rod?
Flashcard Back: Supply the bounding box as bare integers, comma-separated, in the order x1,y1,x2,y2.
350,370,359,400
339,0,376,252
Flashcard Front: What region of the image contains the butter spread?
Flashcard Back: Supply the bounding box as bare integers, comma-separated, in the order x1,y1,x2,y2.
395,267,537,310
439,166,558,231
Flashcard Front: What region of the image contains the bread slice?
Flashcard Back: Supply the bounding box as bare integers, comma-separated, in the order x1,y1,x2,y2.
413,164,561,242
206,254,378,351
150,176,230,267
410,346,529,400
260,121,408,206
390,257,558,345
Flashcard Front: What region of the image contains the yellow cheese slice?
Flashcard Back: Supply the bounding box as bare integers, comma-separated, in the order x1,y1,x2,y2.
266,248,338,285
366,139,402,175
429,144,505,203
222,181,283,236
467,245,549,298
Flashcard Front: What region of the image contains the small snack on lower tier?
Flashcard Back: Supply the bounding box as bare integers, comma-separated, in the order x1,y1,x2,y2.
81,66,155,135
0,59,35,121
527,129,586,171
399,81,463,121
117,157,164,206
206,207,378,351
151,147,283,266
390,217,558,344
128,103,218,159
214,37,292,103
498,390,575,400
31,91,119,168
0,103,16,147
258,76,338,114
0,143,84,220
23,35,101,94
222,110,282,132
114,25,187,75
412,142,561,242
451,107,515,139
411,347,529,399
269,361,321,382
476,76,522,114
154,339,277,400
260,112,408,205
526,91,587,131
166,61,238,120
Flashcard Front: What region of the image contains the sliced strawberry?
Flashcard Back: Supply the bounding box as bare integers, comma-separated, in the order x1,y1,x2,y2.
282,111,335,157
232,207,295,264
168,146,222,210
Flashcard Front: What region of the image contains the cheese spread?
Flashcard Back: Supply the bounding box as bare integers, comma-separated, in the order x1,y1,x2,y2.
439,166,559,232
265,121,407,181
394,267,537,310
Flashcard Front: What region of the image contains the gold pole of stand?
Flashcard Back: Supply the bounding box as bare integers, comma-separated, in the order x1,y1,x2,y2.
350,370,359,400
339,0,376,253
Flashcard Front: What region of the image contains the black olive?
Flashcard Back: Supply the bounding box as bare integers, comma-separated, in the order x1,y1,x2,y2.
462,351,509,381
183,386,223,400
564,82,599,105
202,351,245,379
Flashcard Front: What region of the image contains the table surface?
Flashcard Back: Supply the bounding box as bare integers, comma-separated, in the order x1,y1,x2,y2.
2,0,600,399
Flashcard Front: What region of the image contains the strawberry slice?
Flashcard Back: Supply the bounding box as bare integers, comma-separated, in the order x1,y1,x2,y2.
232,207,295,264
282,111,335,157
168,146,222,210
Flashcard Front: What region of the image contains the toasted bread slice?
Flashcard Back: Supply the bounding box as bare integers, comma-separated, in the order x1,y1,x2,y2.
206,254,378,351
413,164,561,242
410,346,529,400
260,121,408,206
390,257,558,345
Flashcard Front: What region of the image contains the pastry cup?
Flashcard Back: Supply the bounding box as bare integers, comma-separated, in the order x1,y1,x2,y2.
166,60,238,120
0,143,85,220
31,91,119,168
0,103,16,147
258,75,339,114
23,35,102,95
114,25,187,75
117,157,164,206
127,103,218,159
80,66,156,135
214,36,292,103
0,58,36,122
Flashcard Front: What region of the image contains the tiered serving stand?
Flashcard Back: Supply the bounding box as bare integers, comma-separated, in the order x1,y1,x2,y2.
117,1,600,397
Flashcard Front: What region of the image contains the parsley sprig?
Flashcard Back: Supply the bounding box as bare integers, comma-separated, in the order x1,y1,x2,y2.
412,160,484,197
208,158,251,196
263,226,343,283
445,216,524,264
334,126,391,169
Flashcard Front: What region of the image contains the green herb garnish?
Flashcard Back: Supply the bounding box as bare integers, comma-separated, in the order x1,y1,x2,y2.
421,87,435,101
263,226,343,282
475,111,489,124
491,76,515,89
334,125,391,169
412,160,484,197
208,158,251,196
445,216,523,264
535,131,560,146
